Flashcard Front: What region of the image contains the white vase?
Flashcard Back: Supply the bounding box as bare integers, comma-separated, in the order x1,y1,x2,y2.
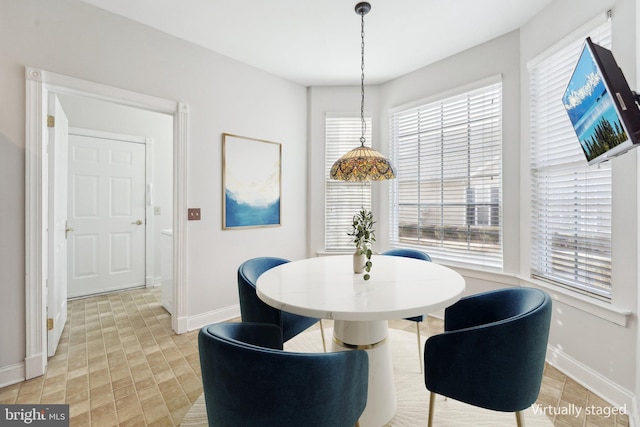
353,251,365,274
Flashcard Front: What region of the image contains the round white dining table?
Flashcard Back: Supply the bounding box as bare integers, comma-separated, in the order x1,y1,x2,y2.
256,254,465,427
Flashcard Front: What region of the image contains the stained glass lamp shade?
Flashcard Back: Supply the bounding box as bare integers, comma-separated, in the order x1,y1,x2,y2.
330,145,396,181
330,2,395,182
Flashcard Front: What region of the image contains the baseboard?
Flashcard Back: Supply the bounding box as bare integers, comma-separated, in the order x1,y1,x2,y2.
24,353,45,380
0,362,25,388
631,399,640,427
186,305,241,332
546,344,636,424
174,316,188,334
146,276,161,287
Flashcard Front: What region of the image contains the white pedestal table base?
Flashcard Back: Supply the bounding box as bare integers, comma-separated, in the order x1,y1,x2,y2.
332,319,397,427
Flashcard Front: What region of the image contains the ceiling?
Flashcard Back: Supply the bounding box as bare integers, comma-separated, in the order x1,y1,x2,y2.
79,0,553,87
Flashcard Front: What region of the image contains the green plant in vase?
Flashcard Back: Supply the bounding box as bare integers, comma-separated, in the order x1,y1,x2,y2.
348,209,376,280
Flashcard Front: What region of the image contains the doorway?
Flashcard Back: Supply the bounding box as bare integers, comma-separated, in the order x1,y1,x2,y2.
25,67,188,379
66,128,148,299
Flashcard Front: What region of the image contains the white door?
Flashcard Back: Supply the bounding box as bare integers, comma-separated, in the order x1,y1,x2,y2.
47,95,69,357
67,132,146,298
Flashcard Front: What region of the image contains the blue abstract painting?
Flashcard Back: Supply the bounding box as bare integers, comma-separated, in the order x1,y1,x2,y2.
223,134,281,228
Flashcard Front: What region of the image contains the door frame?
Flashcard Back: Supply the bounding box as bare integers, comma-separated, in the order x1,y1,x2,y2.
47,94,68,358
25,67,189,379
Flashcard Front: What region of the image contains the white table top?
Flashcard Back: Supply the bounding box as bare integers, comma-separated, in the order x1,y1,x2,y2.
256,254,465,321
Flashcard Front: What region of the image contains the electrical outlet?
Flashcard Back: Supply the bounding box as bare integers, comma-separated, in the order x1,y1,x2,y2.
188,208,201,221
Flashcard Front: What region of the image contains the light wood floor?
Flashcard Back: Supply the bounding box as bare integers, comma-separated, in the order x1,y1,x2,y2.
0,287,630,426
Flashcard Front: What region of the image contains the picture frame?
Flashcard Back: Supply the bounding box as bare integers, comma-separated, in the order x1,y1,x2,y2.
222,133,282,229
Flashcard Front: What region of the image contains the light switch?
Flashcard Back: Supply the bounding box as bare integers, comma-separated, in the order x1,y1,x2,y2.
188,208,201,221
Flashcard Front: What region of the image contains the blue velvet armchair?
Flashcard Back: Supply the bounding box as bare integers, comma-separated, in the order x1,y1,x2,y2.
238,257,325,348
381,248,432,372
381,248,432,262
424,287,552,427
198,322,369,427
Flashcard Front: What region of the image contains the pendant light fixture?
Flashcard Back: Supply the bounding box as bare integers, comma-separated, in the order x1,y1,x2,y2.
330,2,396,182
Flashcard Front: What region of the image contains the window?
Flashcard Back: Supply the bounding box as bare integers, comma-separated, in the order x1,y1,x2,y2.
325,114,372,251
389,79,503,268
529,23,612,298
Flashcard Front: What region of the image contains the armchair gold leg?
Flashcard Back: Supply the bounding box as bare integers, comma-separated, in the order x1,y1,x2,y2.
354,421,360,427
319,320,327,352
516,410,525,427
428,391,436,427
416,322,423,373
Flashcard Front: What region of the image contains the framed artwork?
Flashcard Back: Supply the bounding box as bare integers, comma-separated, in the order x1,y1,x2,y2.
222,133,282,229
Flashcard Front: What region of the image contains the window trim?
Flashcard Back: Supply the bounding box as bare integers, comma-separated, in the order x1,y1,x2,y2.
388,74,504,270
528,20,613,299
324,112,373,252
526,12,609,72
447,264,631,327
389,75,503,116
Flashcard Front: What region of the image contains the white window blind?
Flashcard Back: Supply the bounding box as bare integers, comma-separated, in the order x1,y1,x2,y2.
529,22,612,298
325,114,372,251
389,80,503,268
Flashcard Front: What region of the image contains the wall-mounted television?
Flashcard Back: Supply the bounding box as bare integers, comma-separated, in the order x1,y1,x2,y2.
562,37,640,165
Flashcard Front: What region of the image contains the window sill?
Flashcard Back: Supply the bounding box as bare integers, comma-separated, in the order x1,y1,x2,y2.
455,263,633,327
316,250,353,257
514,275,631,327
441,264,631,327
317,253,632,327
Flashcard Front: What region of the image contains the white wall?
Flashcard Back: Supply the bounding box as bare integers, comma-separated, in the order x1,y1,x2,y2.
0,0,307,380
306,0,638,417
56,93,173,287
519,0,638,415
2,0,638,415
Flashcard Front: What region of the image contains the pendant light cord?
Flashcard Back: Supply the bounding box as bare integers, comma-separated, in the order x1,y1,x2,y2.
359,7,368,206
329,2,395,182
360,11,367,147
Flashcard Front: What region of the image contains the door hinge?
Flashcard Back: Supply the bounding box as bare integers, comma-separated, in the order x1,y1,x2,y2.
47,115,55,128
47,318,54,331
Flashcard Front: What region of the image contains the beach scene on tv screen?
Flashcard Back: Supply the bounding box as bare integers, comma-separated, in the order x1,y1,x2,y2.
563,46,627,161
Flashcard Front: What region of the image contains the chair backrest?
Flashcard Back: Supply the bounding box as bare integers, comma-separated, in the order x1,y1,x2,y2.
425,287,551,412
382,248,432,262
237,257,289,326
199,322,369,427
443,287,548,332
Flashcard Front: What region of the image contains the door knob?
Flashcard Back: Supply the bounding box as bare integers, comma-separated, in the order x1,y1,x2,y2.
132,219,143,225
65,226,74,239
